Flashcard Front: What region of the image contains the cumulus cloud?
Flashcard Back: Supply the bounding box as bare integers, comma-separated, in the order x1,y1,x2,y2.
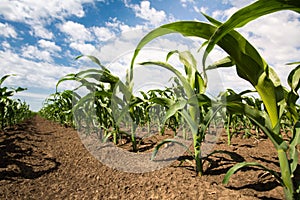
238,11,300,87
38,39,62,52
1,41,11,50
0,50,77,90
0,0,94,23
58,21,93,42
125,1,167,26
0,22,18,38
91,26,115,42
212,7,238,21
21,45,53,62
20,40,62,63
30,25,54,39
69,42,96,55
0,0,96,39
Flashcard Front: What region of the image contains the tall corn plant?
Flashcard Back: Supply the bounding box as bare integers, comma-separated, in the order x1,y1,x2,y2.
131,0,300,198
202,1,300,199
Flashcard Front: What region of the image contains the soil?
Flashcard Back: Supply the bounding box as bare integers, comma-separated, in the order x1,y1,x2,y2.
0,115,298,199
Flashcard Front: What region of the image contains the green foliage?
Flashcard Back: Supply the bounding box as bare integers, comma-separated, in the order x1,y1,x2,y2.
0,74,32,129
131,0,300,198
39,90,76,127
36,1,300,198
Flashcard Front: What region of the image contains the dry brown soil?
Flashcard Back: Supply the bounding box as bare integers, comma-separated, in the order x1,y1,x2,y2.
1,115,298,199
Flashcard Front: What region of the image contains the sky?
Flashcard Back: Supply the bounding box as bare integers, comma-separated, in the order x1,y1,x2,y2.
0,0,299,111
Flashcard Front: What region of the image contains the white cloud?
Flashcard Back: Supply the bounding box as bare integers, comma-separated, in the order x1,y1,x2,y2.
0,0,96,39
105,17,121,29
30,25,54,39
239,11,300,64
0,22,18,38
238,11,300,87
125,1,167,26
0,50,78,90
38,39,62,52
180,0,195,8
19,40,62,63
0,0,94,23
105,17,145,33
193,6,208,14
70,42,96,55
13,91,50,111
58,21,93,42
21,45,53,62
91,26,115,42
1,41,11,50
212,7,238,21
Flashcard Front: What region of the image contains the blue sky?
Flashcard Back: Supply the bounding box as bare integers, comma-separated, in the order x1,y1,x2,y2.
0,0,299,111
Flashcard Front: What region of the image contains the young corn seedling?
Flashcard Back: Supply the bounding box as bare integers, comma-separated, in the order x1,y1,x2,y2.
132,48,224,176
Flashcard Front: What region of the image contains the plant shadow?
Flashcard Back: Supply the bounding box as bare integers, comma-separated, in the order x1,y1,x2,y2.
0,119,60,181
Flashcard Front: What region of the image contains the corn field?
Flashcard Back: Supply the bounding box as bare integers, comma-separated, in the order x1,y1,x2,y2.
2,0,300,199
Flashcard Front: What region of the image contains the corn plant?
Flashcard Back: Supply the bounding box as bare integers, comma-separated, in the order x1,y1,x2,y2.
218,89,263,144
202,1,300,199
0,74,32,129
56,56,120,140
39,90,77,127
131,47,225,175
131,0,300,198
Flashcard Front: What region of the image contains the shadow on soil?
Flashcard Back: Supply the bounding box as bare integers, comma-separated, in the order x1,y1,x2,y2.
177,150,283,195
0,119,60,181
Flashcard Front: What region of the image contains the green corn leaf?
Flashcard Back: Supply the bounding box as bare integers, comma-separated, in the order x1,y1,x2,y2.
0,74,16,86
163,98,187,125
14,87,27,93
179,109,198,135
204,0,300,68
56,73,77,91
202,104,223,129
288,65,300,94
287,61,300,65
81,70,119,84
151,139,190,161
285,65,300,121
167,50,206,94
149,97,175,107
206,56,235,70
202,13,222,26
140,61,194,98
226,101,284,149
179,51,206,93
290,121,300,174
76,55,107,70
131,21,215,71
223,162,282,185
